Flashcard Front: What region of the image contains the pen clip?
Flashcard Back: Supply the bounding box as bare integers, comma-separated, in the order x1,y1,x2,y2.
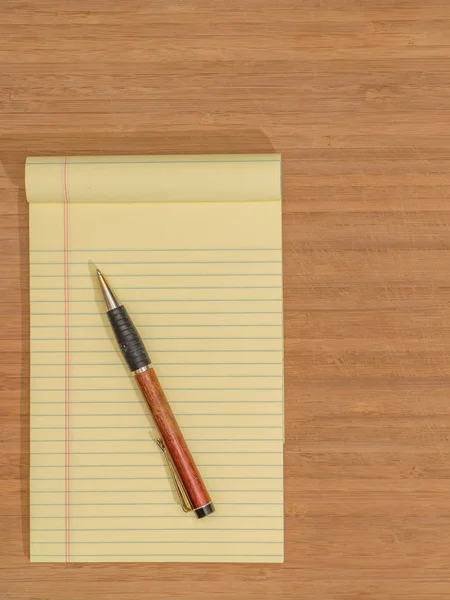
156,438,193,513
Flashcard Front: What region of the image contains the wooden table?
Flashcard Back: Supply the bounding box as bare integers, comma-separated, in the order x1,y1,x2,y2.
2,1,450,598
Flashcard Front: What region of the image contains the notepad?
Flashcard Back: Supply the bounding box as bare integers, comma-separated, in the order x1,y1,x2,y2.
26,154,284,563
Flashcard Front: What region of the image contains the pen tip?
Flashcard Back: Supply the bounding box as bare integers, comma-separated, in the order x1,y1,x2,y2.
95,268,120,311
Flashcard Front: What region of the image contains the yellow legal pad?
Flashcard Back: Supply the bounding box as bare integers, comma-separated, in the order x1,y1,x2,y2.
26,154,284,563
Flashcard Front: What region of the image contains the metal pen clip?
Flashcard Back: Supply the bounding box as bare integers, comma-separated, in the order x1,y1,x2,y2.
156,438,193,513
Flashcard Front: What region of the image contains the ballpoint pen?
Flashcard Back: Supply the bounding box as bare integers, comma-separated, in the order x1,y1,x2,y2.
96,268,215,519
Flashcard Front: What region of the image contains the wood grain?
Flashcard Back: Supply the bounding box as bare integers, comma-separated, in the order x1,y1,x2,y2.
135,367,212,512
1,0,450,598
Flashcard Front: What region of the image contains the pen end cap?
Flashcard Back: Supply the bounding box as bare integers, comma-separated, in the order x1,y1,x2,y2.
195,502,215,519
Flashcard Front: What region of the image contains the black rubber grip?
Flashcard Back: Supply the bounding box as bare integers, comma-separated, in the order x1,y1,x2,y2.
107,305,150,372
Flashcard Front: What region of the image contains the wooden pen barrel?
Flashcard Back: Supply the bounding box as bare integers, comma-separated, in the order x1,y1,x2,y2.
135,367,212,511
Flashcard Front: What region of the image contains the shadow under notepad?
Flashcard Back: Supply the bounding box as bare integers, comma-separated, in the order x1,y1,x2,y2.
0,128,275,560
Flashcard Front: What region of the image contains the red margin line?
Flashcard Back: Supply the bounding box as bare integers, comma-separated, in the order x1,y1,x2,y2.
62,156,71,562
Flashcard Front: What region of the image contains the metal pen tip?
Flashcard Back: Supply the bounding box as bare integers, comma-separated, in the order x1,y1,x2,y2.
96,268,121,311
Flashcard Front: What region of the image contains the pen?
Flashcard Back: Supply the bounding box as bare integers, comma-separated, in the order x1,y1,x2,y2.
96,268,215,519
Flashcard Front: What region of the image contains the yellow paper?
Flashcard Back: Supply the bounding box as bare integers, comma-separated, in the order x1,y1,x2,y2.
27,154,284,563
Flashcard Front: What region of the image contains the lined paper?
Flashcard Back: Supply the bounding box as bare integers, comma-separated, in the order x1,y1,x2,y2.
27,154,284,563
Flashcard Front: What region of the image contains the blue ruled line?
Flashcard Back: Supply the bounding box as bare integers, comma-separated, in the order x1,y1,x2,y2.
28,159,279,165
31,362,281,366
32,425,280,430
31,439,283,443
32,287,280,292
31,349,280,354
31,401,280,404
32,424,278,430
31,476,282,480
30,247,281,251
31,515,281,519
31,554,283,558
31,501,281,506
31,413,281,417
31,273,282,278
30,375,281,379
32,464,282,468
31,451,282,455
32,324,280,329
32,336,281,340
34,309,280,316
31,311,281,317
32,527,282,531
30,387,283,392
32,260,282,265
30,300,282,308
35,541,282,545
